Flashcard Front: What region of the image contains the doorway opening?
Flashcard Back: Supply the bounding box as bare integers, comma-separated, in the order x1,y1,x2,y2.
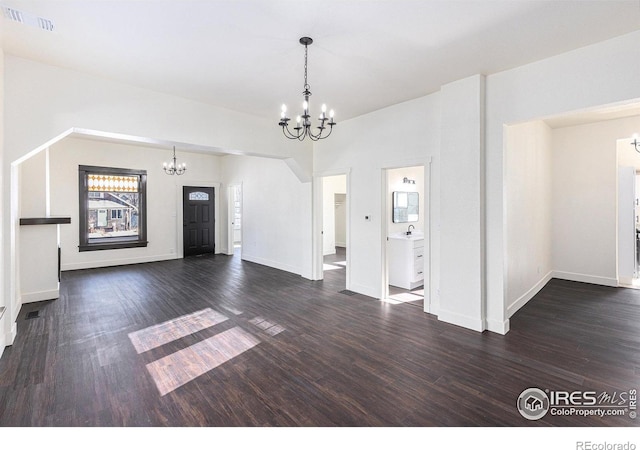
635,171,640,286
183,186,215,257
616,137,640,289
320,174,348,291
382,165,427,309
227,184,242,256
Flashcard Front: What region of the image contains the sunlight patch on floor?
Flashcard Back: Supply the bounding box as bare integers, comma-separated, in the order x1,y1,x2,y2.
382,291,424,305
128,308,228,354
249,316,286,336
146,326,260,396
129,308,288,396
323,263,344,271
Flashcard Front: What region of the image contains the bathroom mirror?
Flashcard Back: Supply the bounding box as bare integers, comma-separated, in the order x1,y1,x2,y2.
392,191,419,223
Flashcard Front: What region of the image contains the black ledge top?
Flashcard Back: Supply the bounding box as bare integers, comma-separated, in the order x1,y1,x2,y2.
20,217,72,226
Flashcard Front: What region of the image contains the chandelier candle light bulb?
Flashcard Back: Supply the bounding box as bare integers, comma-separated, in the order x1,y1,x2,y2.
278,37,337,141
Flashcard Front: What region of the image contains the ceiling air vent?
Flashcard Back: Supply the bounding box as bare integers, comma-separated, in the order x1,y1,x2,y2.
2,5,55,32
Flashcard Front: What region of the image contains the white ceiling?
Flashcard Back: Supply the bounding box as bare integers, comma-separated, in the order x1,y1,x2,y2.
2,0,640,123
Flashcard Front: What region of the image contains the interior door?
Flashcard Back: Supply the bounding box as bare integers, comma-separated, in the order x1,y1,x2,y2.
183,186,215,257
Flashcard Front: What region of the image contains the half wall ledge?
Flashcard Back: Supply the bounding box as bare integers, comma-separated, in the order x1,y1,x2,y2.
19,217,71,225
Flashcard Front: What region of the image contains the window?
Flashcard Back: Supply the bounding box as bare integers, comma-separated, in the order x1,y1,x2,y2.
79,165,147,251
188,191,210,201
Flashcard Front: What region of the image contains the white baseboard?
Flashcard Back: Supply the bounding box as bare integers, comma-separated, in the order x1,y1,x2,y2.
552,271,618,287
323,249,336,256
21,288,60,304
62,253,178,271
507,271,553,318
10,321,17,345
425,296,438,315
437,308,484,332
618,276,634,287
348,282,379,299
486,317,510,335
241,254,301,276
0,319,18,360
335,242,346,248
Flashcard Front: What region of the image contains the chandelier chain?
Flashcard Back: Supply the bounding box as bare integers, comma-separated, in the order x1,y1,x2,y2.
303,43,309,91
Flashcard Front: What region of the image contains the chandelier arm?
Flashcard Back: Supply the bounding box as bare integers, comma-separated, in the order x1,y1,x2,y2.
316,124,334,140
306,126,323,141
307,120,335,141
298,127,309,141
281,125,300,140
282,123,308,140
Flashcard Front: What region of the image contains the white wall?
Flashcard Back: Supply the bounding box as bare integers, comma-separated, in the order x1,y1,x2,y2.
3,56,310,168
504,121,552,317
335,194,346,248
0,47,8,357
1,56,313,346
44,138,222,270
617,166,636,285
387,166,424,237
18,150,59,304
551,116,640,287
315,94,439,302
618,137,640,235
221,155,313,279
19,150,47,217
439,75,485,332
617,137,640,170
486,30,640,334
322,175,346,255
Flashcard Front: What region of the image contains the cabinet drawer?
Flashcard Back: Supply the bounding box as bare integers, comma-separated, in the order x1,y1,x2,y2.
413,246,424,281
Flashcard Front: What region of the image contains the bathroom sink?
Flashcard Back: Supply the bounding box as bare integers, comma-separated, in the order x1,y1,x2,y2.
390,231,423,240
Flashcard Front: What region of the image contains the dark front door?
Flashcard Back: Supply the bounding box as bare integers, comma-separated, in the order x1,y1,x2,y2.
183,186,215,257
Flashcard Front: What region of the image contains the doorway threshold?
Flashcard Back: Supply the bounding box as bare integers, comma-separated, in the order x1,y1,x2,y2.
619,279,640,290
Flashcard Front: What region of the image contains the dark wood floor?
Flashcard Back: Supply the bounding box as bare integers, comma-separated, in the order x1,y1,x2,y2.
0,252,639,427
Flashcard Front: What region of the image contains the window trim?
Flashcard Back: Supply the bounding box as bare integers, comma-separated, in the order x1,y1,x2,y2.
78,165,148,252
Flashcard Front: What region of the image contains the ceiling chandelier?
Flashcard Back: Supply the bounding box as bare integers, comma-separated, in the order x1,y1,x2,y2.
279,37,336,141
163,146,186,175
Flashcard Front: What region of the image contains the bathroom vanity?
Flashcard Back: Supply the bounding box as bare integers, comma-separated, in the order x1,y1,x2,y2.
388,233,424,290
